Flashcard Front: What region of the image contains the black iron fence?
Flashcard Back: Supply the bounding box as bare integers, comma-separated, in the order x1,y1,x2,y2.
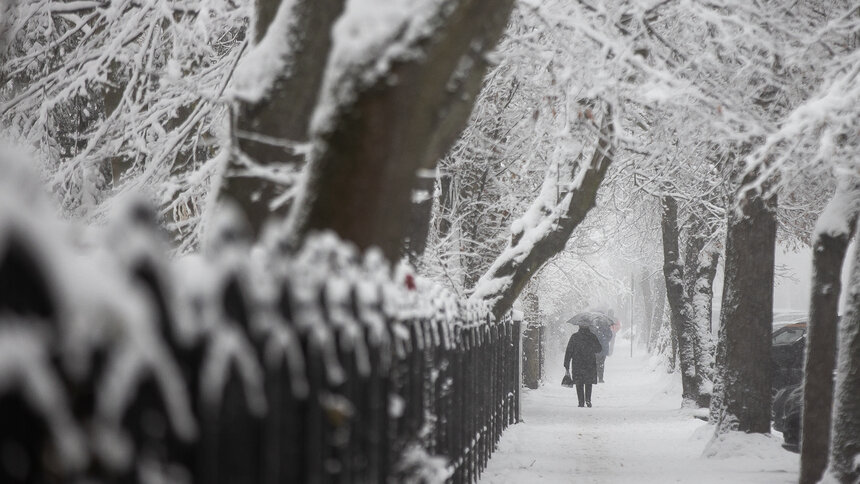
0,199,520,484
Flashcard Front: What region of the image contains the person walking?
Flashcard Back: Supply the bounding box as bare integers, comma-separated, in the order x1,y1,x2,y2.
563,325,603,407
594,318,614,383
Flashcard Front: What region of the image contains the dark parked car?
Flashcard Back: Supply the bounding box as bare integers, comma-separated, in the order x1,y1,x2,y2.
773,383,802,450
771,322,806,390
771,321,806,450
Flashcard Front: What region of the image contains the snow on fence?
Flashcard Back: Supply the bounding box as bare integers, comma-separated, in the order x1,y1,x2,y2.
0,194,520,483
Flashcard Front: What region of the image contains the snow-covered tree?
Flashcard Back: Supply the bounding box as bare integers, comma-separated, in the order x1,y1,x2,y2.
824,216,860,483
280,0,517,261
1,0,249,251
801,179,860,483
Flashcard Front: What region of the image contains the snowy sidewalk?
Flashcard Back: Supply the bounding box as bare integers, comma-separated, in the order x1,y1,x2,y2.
479,353,798,483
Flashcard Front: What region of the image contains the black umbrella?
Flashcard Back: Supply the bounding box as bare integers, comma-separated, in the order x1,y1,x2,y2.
566,312,615,345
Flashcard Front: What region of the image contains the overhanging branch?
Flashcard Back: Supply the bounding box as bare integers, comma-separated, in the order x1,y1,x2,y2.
470,107,615,319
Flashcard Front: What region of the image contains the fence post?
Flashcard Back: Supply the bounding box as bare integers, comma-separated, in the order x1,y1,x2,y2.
512,313,523,423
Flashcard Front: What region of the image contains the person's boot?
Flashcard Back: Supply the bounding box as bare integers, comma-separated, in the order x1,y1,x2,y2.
586,400,592,408
578,401,585,407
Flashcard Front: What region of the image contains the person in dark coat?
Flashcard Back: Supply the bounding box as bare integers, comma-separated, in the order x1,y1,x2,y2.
563,325,603,407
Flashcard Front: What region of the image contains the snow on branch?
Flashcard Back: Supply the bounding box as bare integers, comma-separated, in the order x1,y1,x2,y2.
742,57,860,192
1,0,249,250
309,0,449,136
231,0,300,104
814,177,860,239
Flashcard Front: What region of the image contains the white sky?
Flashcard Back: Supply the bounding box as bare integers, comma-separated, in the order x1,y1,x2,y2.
712,240,856,317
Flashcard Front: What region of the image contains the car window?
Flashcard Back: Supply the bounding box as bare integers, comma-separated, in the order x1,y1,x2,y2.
773,327,805,345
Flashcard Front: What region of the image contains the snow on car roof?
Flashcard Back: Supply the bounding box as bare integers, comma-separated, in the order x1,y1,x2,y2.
772,310,806,324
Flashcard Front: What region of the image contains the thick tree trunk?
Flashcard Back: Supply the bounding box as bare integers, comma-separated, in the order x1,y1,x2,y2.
800,183,859,484
225,0,346,235
712,181,777,435
826,221,860,483
661,195,700,406
471,113,615,320
286,0,516,260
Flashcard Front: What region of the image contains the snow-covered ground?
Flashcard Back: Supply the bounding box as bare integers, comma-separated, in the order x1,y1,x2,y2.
479,353,798,483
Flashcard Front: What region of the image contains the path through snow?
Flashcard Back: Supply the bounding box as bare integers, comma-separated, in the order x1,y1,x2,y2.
479,352,798,483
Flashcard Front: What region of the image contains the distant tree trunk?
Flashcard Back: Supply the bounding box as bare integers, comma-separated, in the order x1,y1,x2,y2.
521,286,543,390
461,167,493,289
712,178,777,435
103,67,129,187
695,250,719,335
690,247,718,407
403,172,436,265
436,173,455,240
661,195,700,406
649,279,666,353
656,313,677,372
639,269,654,348
286,0,516,260
471,112,615,320
225,0,346,235
800,182,860,484
826,222,860,483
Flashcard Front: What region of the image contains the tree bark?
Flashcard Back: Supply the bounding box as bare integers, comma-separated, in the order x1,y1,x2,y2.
224,0,346,236
684,219,719,407
712,179,777,435
661,195,700,406
826,220,860,483
695,250,720,335
285,0,516,260
690,248,718,407
660,315,678,373
800,182,860,484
